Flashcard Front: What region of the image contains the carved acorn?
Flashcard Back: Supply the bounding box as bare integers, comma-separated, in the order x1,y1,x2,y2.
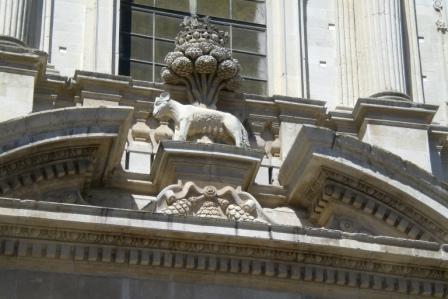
210,47,231,62
171,57,193,77
199,41,214,54
195,55,217,74
164,51,184,66
161,67,181,84
185,46,203,60
175,43,190,52
217,59,239,80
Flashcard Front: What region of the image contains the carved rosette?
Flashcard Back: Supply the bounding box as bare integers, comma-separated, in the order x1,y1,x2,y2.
161,16,242,109
151,182,271,223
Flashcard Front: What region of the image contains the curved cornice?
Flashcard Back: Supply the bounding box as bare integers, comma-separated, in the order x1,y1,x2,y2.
279,125,448,242
0,107,133,197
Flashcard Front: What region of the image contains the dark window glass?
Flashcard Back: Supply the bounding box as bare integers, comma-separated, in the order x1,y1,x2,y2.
130,35,153,61
154,65,164,82
155,14,183,40
233,52,266,80
130,61,153,81
232,26,265,54
155,0,189,12
154,39,175,63
120,6,132,33
197,0,229,19
232,0,265,24
119,0,268,95
119,34,131,58
241,79,267,95
131,9,153,36
119,58,130,76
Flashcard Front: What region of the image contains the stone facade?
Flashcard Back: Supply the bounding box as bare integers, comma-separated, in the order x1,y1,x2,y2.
1,1,448,298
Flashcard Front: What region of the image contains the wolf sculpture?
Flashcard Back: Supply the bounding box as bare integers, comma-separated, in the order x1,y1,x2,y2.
152,92,250,147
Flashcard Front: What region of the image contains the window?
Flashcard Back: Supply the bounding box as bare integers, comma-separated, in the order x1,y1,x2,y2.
119,0,267,95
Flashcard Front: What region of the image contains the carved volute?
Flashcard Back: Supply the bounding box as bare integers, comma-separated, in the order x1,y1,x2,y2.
161,16,242,109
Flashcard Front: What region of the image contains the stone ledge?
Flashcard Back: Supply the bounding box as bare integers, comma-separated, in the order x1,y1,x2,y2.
0,197,443,255
0,197,447,297
354,97,438,128
0,41,47,78
150,141,264,191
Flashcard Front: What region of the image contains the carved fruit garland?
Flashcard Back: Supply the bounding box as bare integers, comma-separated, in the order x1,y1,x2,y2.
161,16,241,109
152,182,270,223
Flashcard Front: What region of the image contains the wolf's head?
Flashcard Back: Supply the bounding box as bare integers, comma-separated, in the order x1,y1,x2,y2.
152,92,171,119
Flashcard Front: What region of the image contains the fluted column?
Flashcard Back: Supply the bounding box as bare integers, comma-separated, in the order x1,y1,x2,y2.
336,0,359,107
355,0,408,99
0,0,32,43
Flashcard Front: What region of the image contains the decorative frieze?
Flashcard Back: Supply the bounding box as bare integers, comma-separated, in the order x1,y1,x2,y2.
0,147,96,197
0,224,447,297
304,168,447,243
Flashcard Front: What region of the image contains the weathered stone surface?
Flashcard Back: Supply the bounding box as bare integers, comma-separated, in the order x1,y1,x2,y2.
150,141,264,191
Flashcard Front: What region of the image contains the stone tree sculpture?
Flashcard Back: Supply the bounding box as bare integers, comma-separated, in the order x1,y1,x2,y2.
161,16,242,109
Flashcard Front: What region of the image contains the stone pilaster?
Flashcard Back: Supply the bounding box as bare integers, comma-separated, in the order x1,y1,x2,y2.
355,0,408,99
0,0,32,44
336,0,359,107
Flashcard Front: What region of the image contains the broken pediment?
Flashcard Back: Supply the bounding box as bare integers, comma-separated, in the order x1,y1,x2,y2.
0,106,133,201
279,125,448,243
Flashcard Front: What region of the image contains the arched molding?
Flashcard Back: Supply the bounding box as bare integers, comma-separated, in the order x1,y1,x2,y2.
0,106,133,199
306,169,443,242
279,125,448,242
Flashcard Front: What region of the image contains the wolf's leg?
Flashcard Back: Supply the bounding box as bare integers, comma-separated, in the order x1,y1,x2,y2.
177,120,190,141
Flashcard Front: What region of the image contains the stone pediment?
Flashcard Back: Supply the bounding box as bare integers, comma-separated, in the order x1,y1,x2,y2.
150,141,264,191
279,125,448,242
0,106,133,200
